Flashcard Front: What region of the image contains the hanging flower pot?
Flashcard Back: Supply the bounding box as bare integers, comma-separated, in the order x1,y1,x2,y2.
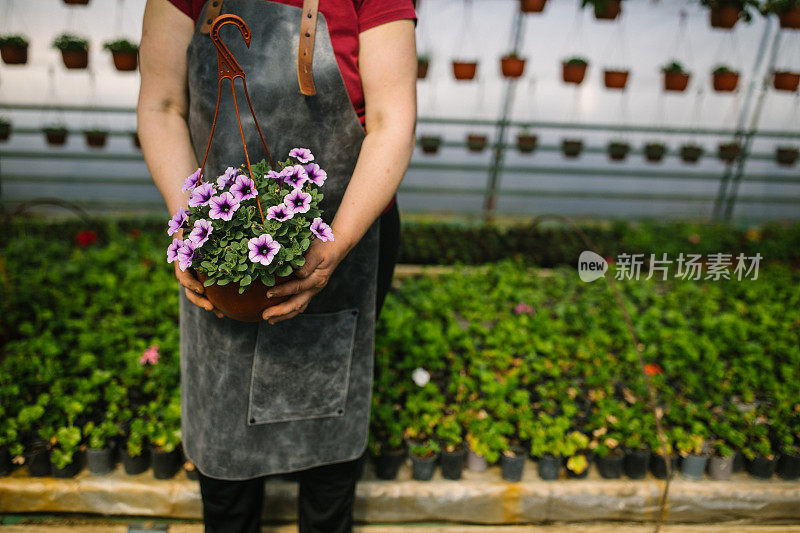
52,33,90,69
0,35,29,65
644,142,667,162
587,0,623,20
452,60,478,81
777,5,800,28
680,143,704,163
662,60,690,92
466,133,488,152
561,138,583,158
776,146,799,166
517,131,538,153
0,118,10,142
712,65,739,92
104,39,139,71
603,69,629,89
708,3,742,29
773,70,800,92
43,125,69,146
63,0,90,4
420,135,442,154
717,141,741,162
84,128,108,148
607,140,630,161
131,131,141,149
520,0,548,13
417,56,430,79
562,57,588,85
500,53,526,79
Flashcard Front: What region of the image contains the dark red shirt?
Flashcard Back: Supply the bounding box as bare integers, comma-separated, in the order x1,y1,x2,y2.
168,0,417,215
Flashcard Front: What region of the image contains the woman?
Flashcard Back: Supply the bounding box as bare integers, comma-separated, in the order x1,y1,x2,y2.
137,0,417,531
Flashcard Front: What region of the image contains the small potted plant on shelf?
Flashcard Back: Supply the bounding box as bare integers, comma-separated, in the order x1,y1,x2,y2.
649,434,679,479
773,69,800,92
131,131,141,149
775,423,800,481
0,35,29,65
452,59,478,81
43,124,69,146
762,0,800,28
776,145,799,166
368,400,408,480
717,140,742,162
121,417,151,475
516,127,537,153
168,149,336,321
417,53,430,79
0,117,10,142
435,413,467,480
520,0,548,13
500,439,528,482
466,133,488,152
644,141,667,162
592,432,625,479
419,135,442,155
607,139,630,161
501,52,526,79
103,39,139,71
83,419,120,476
562,57,589,85
662,60,690,92
581,0,623,20
675,425,709,480
743,421,777,479
712,64,740,92
603,68,629,89
564,431,592,479
144,397,183,480
622,434,650,479
409,438,440,481
84,127,108,148
52,33,90,69
561,138,584,158
708,438,736,480
680,143,704,163
50,425,83,478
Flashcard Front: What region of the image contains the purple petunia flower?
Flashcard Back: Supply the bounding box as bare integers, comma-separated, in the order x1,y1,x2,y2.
216,166,240,190
266,203,294,222
188,219,213,247
310,217,334,242
188,182,216,207
181,168,202,192
167,207,189,236
230,175,258,202
282,164,309,189
284,188,311,214
303,163,327,187
208,192,241,221
248,234,281,266
166,238,182,263
177,239,197,272
289,147,314,163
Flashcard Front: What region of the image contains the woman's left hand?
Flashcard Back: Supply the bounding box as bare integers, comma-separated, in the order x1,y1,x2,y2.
260,238,347,324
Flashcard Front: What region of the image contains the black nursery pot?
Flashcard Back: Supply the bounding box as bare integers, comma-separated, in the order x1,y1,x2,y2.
86,447,114,476
152,447,181,480
500,445,527,482
440,445,467,480
410,451,439,481
122,447,151,475
0,445,12,476
732,450,744,472
597,451,625,479
372,447,406,480
777,453,800,481
27,440,52,477
624,449,650,479
650,453,679,479
537,454,561,480
747,456,776,479
51,450,84,478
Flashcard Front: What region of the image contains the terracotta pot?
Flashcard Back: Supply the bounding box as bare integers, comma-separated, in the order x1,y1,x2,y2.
61,49,89,69
466,134,488,152
517,133,538,153
607,141,630,161
452,61,477,81
85,131,108,148
680,144,704,163
644,142,667,162
603,69,629,89
417,58,429,79
562,62,588,85
501,55,526,79
112,51,138,71
663,71,690,92
520,0,548,13
709,4,741,29
561,138,583,158
63,0,90,4
593,0,622,20
717,142,741,163
1,44,28,65
44,129,68,146
779,6,800,29
713,71,739,92
196,271,294,322
776,146,799,166
773,71,800,92
420,135,441,154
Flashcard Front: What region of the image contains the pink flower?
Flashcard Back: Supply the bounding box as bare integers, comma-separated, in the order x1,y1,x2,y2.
139,344,160,365
513,302,534,315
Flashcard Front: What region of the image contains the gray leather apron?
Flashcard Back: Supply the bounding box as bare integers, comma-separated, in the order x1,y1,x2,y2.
178,0,378,480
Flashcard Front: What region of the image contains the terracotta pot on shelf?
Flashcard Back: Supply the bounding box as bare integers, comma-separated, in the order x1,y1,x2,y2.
593,0,622,20
517,133,538,153
709,4,741,29
466,134,488,152
111,51,138,71
680,144,704,163
61,49,89,69
603,69,629,89
417,58,429,79
776,146,799,167
713,71,739,92
562,62,588,85
663,71,690,92
452,61,477,81
501,55,526,79
1,44,28,65
778,6,800,29
84,131,108,148
773,70,800,92
196,271,293,322
520,0,548,13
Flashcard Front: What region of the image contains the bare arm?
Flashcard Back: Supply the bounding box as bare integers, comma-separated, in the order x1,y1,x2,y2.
138,0,223,317
263,18,417,323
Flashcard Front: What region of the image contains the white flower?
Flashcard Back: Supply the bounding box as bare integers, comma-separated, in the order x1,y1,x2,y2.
412,367,430,387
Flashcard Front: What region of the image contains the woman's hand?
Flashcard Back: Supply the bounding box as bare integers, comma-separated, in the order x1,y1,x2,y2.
260,238,347,324
174,229,225,319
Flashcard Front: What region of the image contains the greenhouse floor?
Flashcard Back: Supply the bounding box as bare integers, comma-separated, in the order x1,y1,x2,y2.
1,461,798,526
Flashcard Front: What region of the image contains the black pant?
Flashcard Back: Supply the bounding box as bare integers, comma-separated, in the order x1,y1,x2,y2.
198,201,400,533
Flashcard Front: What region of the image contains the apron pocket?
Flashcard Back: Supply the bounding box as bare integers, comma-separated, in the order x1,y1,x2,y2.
247,308,359,425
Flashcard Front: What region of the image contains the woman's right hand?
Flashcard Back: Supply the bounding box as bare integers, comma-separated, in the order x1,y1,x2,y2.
175,230,224,319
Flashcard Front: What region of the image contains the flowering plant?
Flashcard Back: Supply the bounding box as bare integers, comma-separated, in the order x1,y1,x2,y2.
165,148,334,294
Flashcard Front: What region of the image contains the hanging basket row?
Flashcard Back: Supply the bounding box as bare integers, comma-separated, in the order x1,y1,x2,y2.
706,1,800,30
31,126,141,149
0,34,138,71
